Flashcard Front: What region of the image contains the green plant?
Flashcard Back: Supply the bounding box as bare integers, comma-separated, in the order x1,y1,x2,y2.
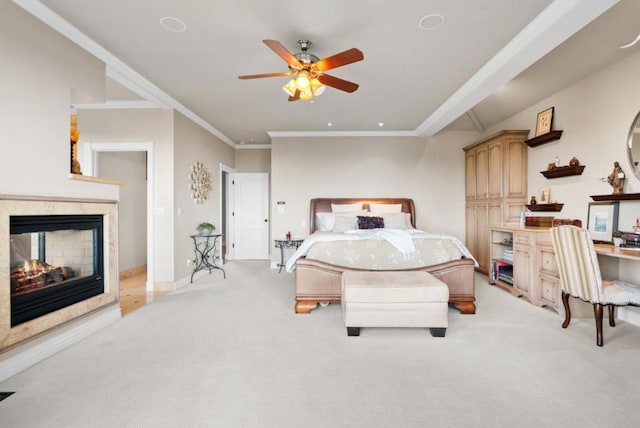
197,222,216,234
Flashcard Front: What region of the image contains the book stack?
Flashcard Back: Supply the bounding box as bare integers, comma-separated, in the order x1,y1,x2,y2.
552,218,582,227
525,215,554,227
622,232,640,248
492,261,513,285
503,248,514,262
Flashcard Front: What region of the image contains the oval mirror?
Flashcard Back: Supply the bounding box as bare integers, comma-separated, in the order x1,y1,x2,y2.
628,111,640,179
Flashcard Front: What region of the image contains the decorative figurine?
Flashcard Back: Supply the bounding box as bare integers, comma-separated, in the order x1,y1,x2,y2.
569,156,580,167
530,196,537,205
607,161,625,194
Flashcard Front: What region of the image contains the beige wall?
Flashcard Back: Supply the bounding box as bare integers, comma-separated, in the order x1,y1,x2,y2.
235,148,271,173
173,112,234,279
270,132,479,265
77,108,175,281
99,151,147,271
0,2,116,201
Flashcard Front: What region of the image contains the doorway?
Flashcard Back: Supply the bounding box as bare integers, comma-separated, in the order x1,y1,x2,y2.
82,142,154,294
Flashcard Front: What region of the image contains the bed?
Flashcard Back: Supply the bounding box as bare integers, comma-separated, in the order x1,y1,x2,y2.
291,198,476,314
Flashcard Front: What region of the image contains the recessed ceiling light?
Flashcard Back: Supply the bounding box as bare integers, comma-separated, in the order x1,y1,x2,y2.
160,16,187,33
378,122,384,127
418,14,445,30
327,122,332,127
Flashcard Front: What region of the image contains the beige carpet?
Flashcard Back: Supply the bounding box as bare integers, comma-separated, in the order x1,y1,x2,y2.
1,260,639,427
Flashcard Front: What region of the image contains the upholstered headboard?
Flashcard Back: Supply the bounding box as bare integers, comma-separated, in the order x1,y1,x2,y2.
309,198,416,233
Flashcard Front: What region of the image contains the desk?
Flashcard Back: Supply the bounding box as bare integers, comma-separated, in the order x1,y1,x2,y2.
274,238,303,273
594,243,640,261
190,234,225,282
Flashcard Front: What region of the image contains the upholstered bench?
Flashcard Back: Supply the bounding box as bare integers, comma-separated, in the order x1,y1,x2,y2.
341,271,449,337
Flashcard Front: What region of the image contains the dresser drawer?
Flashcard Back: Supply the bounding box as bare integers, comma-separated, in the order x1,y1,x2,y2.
538,246,558,275
513,232,531,246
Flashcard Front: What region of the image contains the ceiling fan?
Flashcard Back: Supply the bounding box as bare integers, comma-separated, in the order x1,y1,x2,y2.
238,39,364,101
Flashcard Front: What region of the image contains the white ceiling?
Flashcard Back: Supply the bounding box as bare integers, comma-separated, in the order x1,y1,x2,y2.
15,0,640,147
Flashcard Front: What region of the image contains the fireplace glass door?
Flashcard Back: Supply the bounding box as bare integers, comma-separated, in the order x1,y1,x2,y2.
10,214,105,326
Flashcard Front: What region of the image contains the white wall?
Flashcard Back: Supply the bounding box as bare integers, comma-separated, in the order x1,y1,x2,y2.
270,132,479,265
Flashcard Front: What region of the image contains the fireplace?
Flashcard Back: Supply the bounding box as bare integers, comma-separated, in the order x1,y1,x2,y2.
10,214,105,326
0,197,117,352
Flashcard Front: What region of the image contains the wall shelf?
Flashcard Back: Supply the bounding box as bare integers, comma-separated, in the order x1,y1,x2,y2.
524,130,563,147
590,193,640,201
540,164,585,179
526,203,564,212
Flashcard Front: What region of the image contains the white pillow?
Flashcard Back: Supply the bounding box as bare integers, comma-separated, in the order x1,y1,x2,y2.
331,203,363,213
315,212,335,232
370,203,402,213
332,215,358,232
382,212,413,229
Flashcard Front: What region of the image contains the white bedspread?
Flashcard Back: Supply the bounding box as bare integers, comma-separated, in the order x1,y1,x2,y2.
285,229,477,272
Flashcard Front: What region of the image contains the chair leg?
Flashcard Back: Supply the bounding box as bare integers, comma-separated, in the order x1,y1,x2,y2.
593,303,604,347
561,291,572,329
608,305,616,327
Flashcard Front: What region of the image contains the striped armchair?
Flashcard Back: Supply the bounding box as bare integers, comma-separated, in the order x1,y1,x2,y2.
550,225,640,346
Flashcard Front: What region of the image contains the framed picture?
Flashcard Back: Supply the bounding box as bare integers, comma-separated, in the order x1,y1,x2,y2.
587,201,619,243
539,187,550,204
536,107,554,136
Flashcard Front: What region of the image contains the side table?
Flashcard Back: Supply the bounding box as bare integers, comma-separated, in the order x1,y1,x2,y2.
190,233,226,283
274,238,304,273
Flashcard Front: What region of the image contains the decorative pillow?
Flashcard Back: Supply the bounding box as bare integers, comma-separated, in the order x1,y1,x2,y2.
331,203,363,213
369,203,402,213
332,215,358,232
357,215,384,229
382,213,412,229
315,212,335,232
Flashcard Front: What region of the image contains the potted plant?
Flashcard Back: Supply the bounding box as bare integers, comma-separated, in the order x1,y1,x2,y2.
612,230,623,247
197,222,216,236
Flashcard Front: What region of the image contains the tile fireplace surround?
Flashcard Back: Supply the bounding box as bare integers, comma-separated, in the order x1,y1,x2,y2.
0,196,118,353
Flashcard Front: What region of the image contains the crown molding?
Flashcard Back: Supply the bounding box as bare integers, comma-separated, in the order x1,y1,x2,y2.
267,130,417,138
72,100,164,110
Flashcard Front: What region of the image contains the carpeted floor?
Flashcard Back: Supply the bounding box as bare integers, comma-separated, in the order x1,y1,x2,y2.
1,260,639,427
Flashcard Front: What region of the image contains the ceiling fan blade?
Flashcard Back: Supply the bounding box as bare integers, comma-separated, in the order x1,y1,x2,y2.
317,74,359,93
238,71,292,79
263,39,302,68
288,90,300,102
313,48,364,72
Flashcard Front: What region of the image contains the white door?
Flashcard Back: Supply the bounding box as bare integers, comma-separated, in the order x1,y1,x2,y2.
231,173,269,259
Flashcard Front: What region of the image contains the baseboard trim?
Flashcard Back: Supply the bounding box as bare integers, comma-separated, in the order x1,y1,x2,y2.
0,305,121,382
618,307,640,327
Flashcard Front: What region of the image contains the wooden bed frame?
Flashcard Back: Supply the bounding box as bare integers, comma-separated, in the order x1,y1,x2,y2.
294,198,476,314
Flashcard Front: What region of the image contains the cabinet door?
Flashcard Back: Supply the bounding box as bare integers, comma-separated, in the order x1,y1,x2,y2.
475,203,489,274
487,141,503,199
504,139,527,199
475,146,489,201
513,243,531,299
465,151,477,201
465,204,477,258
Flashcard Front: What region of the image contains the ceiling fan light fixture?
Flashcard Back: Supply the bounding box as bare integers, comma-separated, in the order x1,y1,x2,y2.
295,71,311,89
299,87,314,100
282,79,297,96
310,78,325,96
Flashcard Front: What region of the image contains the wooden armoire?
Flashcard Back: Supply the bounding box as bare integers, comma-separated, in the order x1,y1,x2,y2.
464,130,529,274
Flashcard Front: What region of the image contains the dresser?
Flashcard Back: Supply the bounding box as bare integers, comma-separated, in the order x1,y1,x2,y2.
488,225,561,314
464,130,529,274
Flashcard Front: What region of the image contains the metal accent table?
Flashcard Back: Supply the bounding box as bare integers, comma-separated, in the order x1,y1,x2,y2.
190,233,225,282
274,238,304,273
